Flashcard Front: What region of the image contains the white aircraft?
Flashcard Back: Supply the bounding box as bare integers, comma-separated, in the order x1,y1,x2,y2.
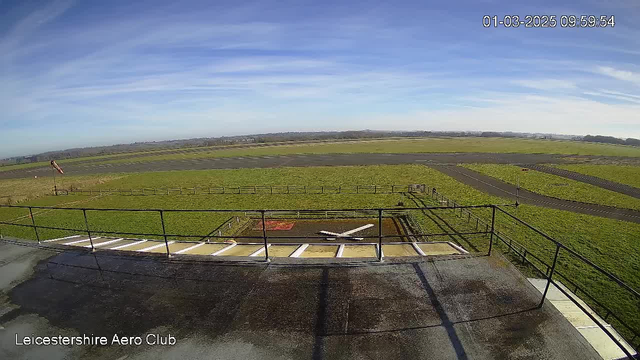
319,224,375,241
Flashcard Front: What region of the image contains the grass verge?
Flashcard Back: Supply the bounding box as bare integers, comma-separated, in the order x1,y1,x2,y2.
462,164,640,210
553,164,640,189
4,137,640,173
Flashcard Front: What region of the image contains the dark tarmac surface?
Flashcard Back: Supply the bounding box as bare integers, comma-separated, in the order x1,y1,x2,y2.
2,151,639,224
524,164,640,199
0,240,601,360
430,165,640,224
238,218,403,244
0,152,590,180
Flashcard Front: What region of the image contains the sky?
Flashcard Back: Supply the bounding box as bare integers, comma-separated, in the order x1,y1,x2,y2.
1,0,639,157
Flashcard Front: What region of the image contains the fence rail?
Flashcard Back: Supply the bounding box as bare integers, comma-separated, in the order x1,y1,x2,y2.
0,198,638,358
413,189,639,359
53,184,427,196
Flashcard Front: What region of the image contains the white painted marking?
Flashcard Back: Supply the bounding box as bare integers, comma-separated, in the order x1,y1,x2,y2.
290,244,309,258
320,231,341,237
576,325,613,330
412,243,427,256
447,242,469,254
211,243,237,256
320,224,374,240
341,224,375,236
249,244,271,257
111,240,147,250
43,235,81,243
64,237,100,245
336,244,345,258
175,243,205,254
138,241,174,252
85,238,123,248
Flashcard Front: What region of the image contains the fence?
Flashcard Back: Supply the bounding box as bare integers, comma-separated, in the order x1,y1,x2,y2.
409,190,639,359
53,184,427,196
0,200,638,358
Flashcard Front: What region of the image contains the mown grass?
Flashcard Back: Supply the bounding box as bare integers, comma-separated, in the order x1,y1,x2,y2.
5,137,640,173
0,174,127,205
0,165,435,241
0,164,638,343
0,150,159,172
554,164,640,189
462,164,640,210
406,169,640,345
87,137,640,166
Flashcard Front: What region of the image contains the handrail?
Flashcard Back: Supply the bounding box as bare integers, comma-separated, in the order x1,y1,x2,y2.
0,203,503,212
495,205,640,300
1,199,637,356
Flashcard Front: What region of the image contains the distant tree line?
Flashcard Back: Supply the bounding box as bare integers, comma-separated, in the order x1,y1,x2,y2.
2,130,638,166
582,135,640,146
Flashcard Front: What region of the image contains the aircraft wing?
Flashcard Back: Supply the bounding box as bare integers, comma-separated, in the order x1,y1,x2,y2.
320,230,342,236
341,224,374,236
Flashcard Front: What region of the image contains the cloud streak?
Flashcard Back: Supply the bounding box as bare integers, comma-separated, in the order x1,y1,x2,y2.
1,0,640,157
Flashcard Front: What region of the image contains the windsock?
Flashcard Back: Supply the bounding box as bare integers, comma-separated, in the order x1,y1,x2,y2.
50,160,64,174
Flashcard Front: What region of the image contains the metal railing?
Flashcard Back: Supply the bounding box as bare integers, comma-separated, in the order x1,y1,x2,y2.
0,200,638,358
409,190,639,359
0,203,493,260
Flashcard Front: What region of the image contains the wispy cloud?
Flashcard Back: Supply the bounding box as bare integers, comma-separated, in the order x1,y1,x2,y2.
597,66,640,86
512,79,577,91
1,0,640,157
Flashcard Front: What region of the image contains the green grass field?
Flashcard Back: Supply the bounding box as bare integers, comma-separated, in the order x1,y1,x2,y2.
4,137,640,173
462,164,640,210
553,164,640,189
0,174,127,204
1,164,638,342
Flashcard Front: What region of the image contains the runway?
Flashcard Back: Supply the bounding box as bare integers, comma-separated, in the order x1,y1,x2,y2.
0,152,590,179
429,165,640,224
2,152,640,223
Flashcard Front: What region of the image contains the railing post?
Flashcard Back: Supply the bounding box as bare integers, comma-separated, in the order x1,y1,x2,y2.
488,206,496,256
539,244,561,308
28,207,40,244
378,209,383,262
159,210,170,258
82,209,95,252
261,210,269,262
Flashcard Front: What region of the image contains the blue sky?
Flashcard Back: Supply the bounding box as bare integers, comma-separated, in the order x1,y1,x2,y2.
1,0,639,157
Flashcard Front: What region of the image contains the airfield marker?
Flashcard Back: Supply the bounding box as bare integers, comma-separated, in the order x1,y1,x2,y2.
175,242,205,254
138,241,174,252
84,238,123,248
111,240,147,250
412,243,426,256
64,237,100,245
211,243,237,256
336,244,345,258
290,244,309,258
43,234,81,243
249,244,271,257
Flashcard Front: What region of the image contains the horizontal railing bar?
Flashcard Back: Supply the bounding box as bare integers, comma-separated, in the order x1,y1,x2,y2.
495,206,640,300
0,219,490,240
0,204,501,212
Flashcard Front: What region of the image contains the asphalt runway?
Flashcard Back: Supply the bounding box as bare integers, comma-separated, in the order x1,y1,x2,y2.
430,165,640,224
523,164,640,199
0,152,587,179
2,152,640,223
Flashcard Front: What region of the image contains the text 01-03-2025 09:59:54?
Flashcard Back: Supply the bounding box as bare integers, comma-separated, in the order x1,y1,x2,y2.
482,15,615,28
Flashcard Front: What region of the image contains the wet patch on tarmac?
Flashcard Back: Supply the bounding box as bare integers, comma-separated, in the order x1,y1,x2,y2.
0,242,601,359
